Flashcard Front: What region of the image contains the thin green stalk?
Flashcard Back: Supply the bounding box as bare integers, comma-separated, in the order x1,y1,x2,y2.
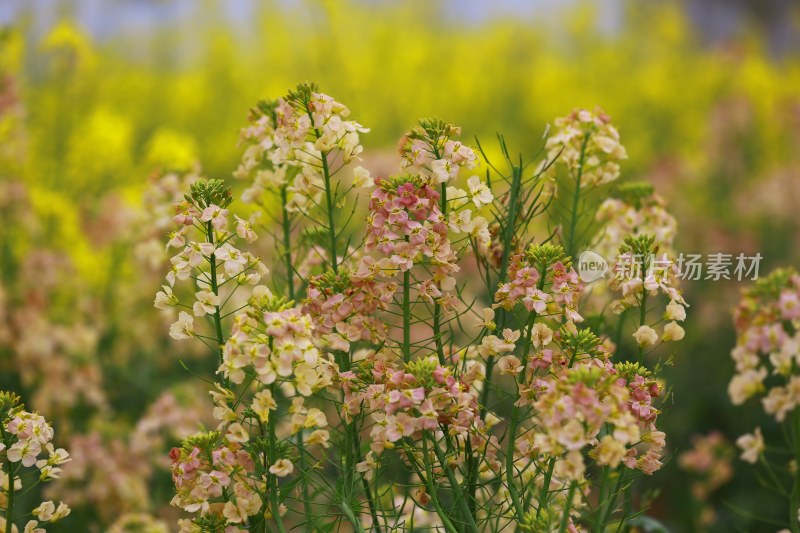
206,221,226,374
596,468,626,532
4,457,14,533
564,133,590,260
403,242,411,363
560,482,577,533
420,435,461,533
278,186,311,530
267,384,287,533
506,310,540,521
429,434,480,533
465,438,477,520
480,161,524,418
507,273,547,519
537,458,556,519
347,428,381,532
432,183,447,365
596,465,610,524
791,409,800,533
280,185,295,300
636,257,650,363
318,146,338,273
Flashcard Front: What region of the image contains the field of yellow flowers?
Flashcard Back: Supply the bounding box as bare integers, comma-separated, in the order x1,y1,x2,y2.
2,1,800,531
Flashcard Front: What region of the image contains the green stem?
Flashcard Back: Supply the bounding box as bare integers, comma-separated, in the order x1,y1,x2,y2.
506,273,547,519
559,482,577,533
295,432,312,532
595,465,610,525
318,146,338,273
206,221,226,376
480,161,524,419
349,429,381,532
420,435,461,533
564,133,590,260
429,434,479,533
537,458,556,518
635,250,651,364
596,468,626,533
791,410,800,533
280,185,295,301
403,254,411,363
432,183,447,365
465,437,477,520
278,186,310,530
4,457,13,533
267,384,287,533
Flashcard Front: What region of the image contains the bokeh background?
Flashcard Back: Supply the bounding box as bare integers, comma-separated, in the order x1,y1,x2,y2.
1,0,800,531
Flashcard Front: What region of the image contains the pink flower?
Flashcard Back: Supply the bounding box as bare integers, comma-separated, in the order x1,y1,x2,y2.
269,458,294,477
200,204,228,230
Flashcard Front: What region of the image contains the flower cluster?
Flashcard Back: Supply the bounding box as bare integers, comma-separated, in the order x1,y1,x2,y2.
339,349,499,530
344,353,486,452
679,431,734,497
494,243,584,323
170,287,333,530
1,391,71,532
595,181,678,259
169,432,261,525
725,268,800,531
399,118,491,251
516,359,664,479
606,234,688,349
365,175,459,295
303,267,396,352
218,287,332,396
542,107,627,187
728,268,800,421
154,179,267,343
233,84,369,212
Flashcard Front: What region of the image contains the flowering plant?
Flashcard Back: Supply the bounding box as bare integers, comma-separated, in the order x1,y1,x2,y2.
1,391,71,533
155,85,686,532
729,268,800,532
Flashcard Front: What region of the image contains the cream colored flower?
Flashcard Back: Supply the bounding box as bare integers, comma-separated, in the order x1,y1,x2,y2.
736,427,764,464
